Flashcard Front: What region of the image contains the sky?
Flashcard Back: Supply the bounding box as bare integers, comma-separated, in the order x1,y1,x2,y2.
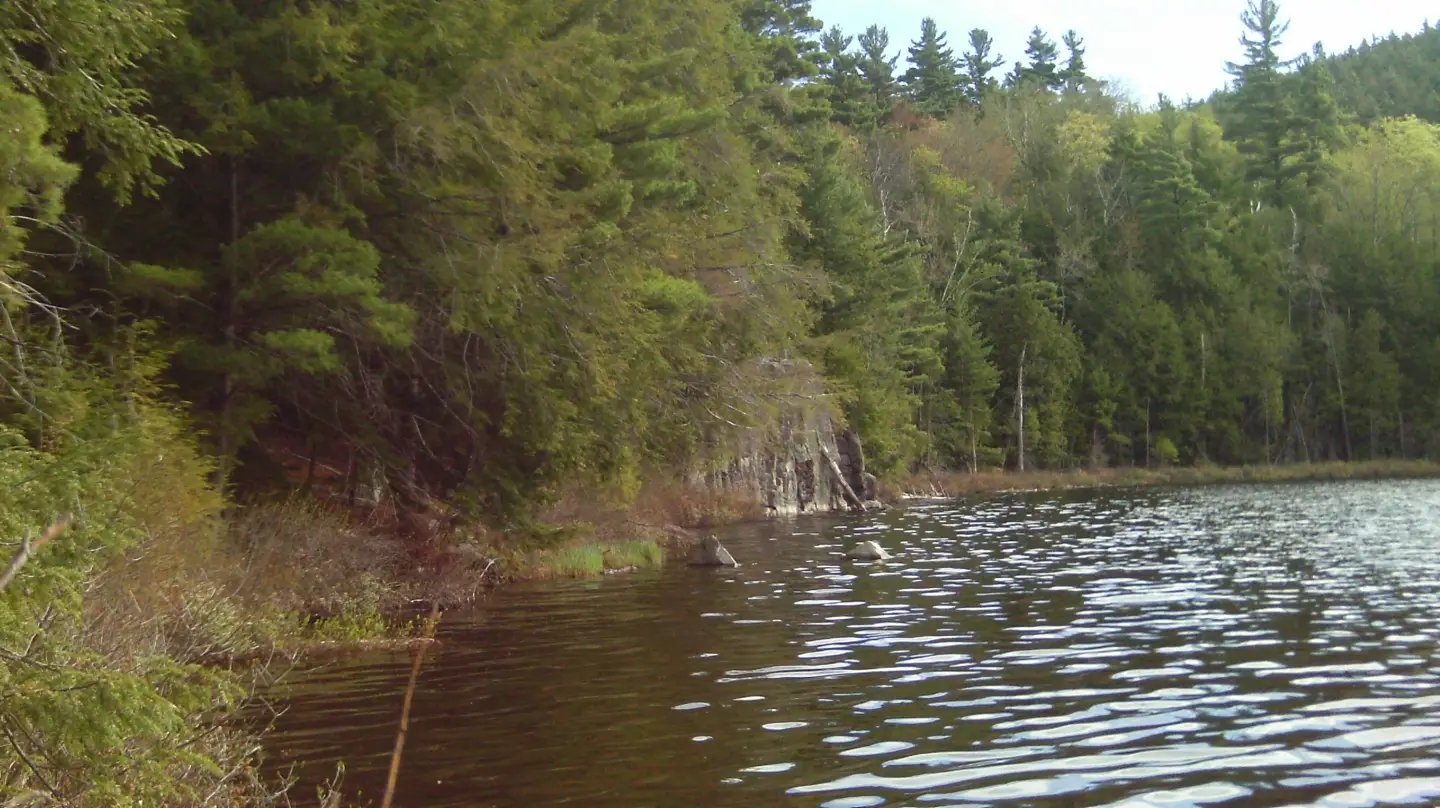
811,0,1434,104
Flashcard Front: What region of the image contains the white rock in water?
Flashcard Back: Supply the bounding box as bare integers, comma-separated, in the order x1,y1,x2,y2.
688,535,739,567
846,540,891,561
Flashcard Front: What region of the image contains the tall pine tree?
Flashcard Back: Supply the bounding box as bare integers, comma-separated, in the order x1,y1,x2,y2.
1224,0,1305,209
1060,30,1090,91
902,18,965,117
1013,27,1062,90
962,29,1005,107
857,25,900,119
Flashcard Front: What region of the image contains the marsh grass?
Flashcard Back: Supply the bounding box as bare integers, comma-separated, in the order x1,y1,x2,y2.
491,538,666,580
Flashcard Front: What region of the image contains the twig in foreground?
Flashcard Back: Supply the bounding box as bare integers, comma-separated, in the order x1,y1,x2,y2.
0,518,72,593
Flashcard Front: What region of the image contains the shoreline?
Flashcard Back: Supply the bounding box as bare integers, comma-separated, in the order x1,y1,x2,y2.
900,460,1440,499
250,459,1440,658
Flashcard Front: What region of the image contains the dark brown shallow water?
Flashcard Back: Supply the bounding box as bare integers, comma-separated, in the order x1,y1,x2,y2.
264,480,1440,807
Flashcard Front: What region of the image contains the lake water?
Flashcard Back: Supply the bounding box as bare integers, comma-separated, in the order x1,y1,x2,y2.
264,480,1440,807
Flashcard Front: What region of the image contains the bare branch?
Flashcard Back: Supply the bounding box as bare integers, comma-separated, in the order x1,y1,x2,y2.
0,519,72,593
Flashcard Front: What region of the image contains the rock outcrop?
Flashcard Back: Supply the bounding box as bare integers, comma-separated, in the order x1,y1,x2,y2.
688,535,738,567
687,359,876,517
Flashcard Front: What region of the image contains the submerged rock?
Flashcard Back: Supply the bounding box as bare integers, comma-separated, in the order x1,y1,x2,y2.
688,535,739,567
845,540,891,561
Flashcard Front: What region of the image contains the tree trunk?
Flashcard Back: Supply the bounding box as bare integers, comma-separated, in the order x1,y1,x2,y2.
1326,325,1353,462
820,445,867,513
1016,344,1027,472
218,153,241,488
1399,409,1408,459
1145,397,1152,469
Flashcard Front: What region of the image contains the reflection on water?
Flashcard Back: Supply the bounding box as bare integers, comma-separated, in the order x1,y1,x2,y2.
265,480,1440,807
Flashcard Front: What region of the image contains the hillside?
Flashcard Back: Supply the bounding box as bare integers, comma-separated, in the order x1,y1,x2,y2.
1319,24,1440,124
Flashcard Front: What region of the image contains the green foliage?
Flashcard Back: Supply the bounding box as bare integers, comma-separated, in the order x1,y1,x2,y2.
856,26,900,116
901,19,965,118
1222,0,1307,208
0,84,77,271
0,0,200,199
1013,27,1061,91
792,127,941,471
0,346,246,804
1060,31,1090,91
961,30,1004,107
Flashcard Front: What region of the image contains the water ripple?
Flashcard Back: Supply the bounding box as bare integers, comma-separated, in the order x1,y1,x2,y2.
264,479,1440,808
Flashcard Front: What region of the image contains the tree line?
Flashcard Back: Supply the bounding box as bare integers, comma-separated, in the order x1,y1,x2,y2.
4,0,1440,529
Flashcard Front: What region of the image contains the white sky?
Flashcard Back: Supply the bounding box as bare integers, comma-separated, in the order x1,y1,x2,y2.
811,0,1433,103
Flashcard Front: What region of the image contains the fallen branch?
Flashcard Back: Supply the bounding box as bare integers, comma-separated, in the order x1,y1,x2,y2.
0,519,72,593
819,446,868,513
380,601,442,808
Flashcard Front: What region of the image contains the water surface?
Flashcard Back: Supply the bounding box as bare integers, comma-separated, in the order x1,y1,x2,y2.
266,480,1440,807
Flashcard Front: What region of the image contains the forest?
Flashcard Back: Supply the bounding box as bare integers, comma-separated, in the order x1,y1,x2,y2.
4,0,1440,802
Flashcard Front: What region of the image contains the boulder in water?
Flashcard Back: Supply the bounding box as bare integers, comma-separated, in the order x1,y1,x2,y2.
688,535,738,567
845,540,891,561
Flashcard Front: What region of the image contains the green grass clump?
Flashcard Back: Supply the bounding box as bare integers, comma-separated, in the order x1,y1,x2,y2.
604,540,665,569
536,545,607,578
518,539,665,579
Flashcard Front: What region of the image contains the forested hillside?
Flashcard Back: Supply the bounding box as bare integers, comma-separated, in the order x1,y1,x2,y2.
1292,22,1440,124
4,0,1440,520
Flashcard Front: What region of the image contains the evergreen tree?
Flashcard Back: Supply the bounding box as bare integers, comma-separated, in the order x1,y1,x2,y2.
741,0,825,84
962,29,1005,107
930,305,1001,470
1348,309,1402,458
902,18,966,117
1224,0,1305,208
821,27,875,126
1293,51,1346,195
1060,30,1091,91
857,25,900,116
793,128,943,470
1017,27,1062,90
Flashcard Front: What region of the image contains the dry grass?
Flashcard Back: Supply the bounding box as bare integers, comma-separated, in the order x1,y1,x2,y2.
903,459,1440,499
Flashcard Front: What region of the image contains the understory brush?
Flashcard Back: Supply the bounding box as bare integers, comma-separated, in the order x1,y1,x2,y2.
0,371,405,804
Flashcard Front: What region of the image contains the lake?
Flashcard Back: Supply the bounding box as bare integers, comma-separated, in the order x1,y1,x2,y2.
264,479,1440,807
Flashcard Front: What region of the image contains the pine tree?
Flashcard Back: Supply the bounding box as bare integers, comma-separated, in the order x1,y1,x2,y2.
1293,50,1346,196
0,0,197,199
1016,27,1062,90
857,25,900,117
1224,0,1305,208
902,18,965,117
794,128,943,470
1060,30,1090,91
741,0,824,84
962,29,1005,107
821,27,875,126
931,304,1001,471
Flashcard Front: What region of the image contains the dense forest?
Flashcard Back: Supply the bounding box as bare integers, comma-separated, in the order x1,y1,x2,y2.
5,0,1440,800
8,0,1440,517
